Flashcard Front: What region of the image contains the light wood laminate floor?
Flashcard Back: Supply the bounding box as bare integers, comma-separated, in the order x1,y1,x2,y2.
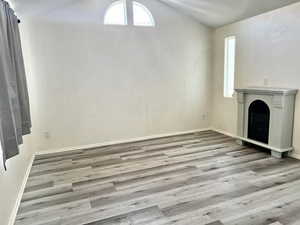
15,130,300,225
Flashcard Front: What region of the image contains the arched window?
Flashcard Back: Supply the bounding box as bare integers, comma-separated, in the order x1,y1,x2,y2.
133,1,155,27
104,1,155,27
104,0,127,25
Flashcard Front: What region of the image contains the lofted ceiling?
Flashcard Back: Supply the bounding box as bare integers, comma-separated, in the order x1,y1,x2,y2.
9,0,300,28
158,0,300,27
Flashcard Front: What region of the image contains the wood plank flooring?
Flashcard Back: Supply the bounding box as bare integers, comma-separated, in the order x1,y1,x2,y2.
15,130,300,225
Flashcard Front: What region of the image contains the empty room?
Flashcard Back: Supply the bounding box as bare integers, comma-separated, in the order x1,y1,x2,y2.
2,0,300,224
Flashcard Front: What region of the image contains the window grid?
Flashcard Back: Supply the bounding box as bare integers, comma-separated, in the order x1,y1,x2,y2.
104,1,155,27
104,0,127,26
133,1,155,27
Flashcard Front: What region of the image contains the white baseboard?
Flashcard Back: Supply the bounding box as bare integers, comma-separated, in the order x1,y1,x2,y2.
7,126,299,225
36,128,212,155
8,128,211,224
290,152,300,160
8,154,35,225
211,128,236,139
211,127,299,160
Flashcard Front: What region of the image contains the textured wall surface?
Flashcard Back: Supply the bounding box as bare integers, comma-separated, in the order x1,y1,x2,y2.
0,139,34,225
1,1,213,224
212,2,300,158
19,0,212,151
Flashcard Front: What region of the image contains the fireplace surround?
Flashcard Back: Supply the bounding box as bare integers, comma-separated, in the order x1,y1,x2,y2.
235,87,297,158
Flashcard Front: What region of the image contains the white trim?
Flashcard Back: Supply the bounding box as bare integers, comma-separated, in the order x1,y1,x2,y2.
211,128,297,156
7,126,299,225
8,126,298,225
133,1,155,27
224,36,236,98
8,128,211,224
104,0,128,26
8,155,35,225
36,128,212,155
290,152,300,160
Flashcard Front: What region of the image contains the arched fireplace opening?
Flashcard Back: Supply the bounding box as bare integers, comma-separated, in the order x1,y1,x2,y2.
248,100,270,144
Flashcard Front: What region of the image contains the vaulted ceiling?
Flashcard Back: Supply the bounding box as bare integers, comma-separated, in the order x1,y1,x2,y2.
10,0,300,28
158,0,300,27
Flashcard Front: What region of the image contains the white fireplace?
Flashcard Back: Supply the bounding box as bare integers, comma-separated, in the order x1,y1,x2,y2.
235,87,297,158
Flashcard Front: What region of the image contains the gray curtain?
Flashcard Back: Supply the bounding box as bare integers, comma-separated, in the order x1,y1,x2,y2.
0,0,31,169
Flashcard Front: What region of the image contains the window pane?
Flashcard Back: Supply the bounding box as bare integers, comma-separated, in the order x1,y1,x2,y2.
133,2,155,27
224,36,236,98
104,0,127,25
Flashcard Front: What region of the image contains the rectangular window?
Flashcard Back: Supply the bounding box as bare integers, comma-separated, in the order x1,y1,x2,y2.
224,36,236,98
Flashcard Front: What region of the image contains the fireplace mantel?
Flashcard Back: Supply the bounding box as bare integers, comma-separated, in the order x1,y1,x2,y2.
235,87,298,158
236,87,297,96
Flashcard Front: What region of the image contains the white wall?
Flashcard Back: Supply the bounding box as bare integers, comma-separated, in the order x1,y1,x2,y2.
211,2,300,158
1,1,212,224
3,1,300,224
18,0,213,152
0,140,34,225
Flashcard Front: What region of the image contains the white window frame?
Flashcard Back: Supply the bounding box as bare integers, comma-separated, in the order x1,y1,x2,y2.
104,0,128,26
104,0,155,27
224,36,236,98
133,1,155,27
